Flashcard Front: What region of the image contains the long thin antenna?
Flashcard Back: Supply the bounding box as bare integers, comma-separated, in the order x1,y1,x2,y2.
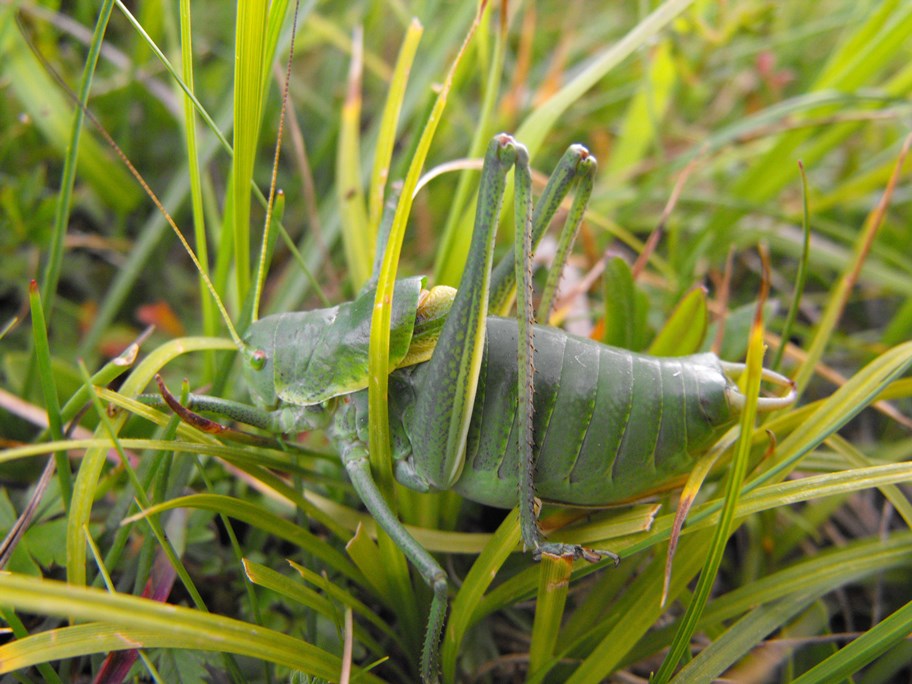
253,0,302,322
86,107,246,350
21,10,246,351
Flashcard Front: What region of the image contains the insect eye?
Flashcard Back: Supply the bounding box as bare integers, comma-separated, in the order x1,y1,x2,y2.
248,348,268,371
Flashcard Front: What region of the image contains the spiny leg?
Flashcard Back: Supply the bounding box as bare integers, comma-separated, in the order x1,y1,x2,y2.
511,143,538,559
408,136,601,491
385,135,522,682
512,145,618,564
402,136,615,679
489,144,597,315
537,151,596,322
340,444,447,683
143,375,330,437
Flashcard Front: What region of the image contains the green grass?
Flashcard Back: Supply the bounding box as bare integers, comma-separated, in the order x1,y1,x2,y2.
2,1,912,682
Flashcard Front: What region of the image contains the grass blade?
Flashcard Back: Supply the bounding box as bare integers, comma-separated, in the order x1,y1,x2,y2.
38,0,115,319
366,0,488,661
0,573,378,682
337,26,372,290
529,554,573,675
177,0,217,381
368,19,424,233
231,2,268,305
792,598,912,684
27,281,71,507
655,251,769,682
66,336,235,588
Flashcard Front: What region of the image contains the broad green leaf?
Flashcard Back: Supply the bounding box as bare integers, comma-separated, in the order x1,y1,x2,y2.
602,256,640,349
647,286,708,356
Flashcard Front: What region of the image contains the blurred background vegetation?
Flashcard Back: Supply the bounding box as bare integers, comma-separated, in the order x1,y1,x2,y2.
1,0,912,682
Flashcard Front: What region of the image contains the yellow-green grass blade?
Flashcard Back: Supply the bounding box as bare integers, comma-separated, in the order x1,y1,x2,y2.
567,464,912,560
65,336,235,588
287,559,406,651
654,288,767,681
228,0,293,314
127,493,368,588
248,0,294,319
70,404,328,475
253,189,287,320
753,340,912,491
603,38,676,181
442,509,521,684
368,19,424,233
542,504,660,548
433,5,507,287
601,255,647,350
231,2,269,305
366,0,487,652
27,281,71,507
79,361,209,614
345,523,396,599
4,410,343,502
337,27,372,290
178,0,217,382
244,559,387,659
771,161,812,373
662,450,719,607
367,0,488,485
0,574,380,682
25,339,140,447
647,285,708,356
262,0,291,90
528,554,573,676
552,547,644,653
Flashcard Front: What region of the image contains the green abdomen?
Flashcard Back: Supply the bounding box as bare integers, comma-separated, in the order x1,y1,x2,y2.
448,317,737,508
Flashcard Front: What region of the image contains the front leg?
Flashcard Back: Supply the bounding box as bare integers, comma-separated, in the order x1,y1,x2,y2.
340,444,448,683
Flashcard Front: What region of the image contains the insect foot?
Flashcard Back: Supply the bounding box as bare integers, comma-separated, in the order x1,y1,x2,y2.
534,542,621,566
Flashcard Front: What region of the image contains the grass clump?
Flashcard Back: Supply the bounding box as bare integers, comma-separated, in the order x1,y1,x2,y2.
2,1,912,682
